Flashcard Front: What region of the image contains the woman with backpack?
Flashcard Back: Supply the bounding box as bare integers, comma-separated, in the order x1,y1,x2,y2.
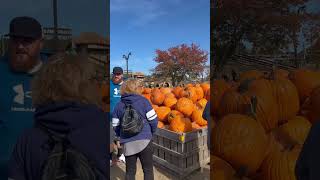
112,79,158,180
8,54,108,180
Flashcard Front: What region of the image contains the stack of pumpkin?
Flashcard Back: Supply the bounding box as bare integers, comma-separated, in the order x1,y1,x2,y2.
211,68,320,180
141,82,210,133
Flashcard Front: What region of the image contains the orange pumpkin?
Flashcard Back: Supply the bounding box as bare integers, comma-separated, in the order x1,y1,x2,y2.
192,121,201,130
160,87,172,95
142,94,152,103
150,89,165,105
239,70,264,83
259,146,301,180
176,98,195,117
301,86,320,124
169,116,192,133
289,69,320,103
200,82,210,95
274,69,289,80
167,110,184,123
180,86,198,102
191,109,208,126
195,86,204,100
163,97,178,109
212,80,230,114
165,92,176,98
155,106,171,122
158,121,164,128
172,86,184,98
143,88,152,94
277,116,311,145
152,105,159,110
272,78,300,124
212,114,268,175
196,98,208,110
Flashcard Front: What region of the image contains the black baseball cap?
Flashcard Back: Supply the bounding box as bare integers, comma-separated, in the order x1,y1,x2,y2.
5,16,42,39
113,67,123,74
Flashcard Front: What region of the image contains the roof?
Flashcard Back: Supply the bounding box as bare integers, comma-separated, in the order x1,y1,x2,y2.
73,32,109,46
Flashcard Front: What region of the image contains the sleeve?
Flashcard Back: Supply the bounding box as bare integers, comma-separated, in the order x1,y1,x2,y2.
144,99,158,134
295,122,320,180
112,104,121,137
7,135,26,180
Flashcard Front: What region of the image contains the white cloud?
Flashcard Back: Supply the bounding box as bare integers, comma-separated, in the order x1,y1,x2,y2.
110,0,181,27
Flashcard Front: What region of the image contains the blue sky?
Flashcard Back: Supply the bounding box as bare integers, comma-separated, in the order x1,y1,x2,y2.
0,0,109,37
110,0,210,75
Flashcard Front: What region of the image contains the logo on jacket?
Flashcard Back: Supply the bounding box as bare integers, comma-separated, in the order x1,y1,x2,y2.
114,88,120,96
13,84,32,105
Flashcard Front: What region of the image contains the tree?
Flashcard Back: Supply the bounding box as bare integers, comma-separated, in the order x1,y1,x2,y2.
152,43,208,86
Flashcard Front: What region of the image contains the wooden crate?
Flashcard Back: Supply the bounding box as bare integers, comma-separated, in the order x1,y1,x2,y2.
152,127,210,179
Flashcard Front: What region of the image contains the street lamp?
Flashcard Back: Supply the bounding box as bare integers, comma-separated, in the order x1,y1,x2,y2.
123,52,132,78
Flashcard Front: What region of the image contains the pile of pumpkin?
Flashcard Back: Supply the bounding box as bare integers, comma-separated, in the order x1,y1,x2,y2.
211,68,320,180
141,82,210,133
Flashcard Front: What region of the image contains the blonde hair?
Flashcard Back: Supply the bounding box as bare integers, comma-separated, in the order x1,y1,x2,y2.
31,53,102,108
120,78,143,96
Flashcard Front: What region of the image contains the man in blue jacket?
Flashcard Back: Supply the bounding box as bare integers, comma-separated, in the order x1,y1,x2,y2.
0,16,47,179
110,66,125,164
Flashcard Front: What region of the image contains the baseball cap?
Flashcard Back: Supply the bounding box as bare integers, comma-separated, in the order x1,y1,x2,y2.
5,16,42,39
113,67,123,74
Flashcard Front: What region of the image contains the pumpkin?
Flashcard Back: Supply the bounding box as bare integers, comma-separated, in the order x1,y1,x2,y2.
301,86,320,124
195,86,204,100
258,145,301,180
277,116,311,145
192,121,201,130
176,98,195,117
160,87,172,95
172,86,184,98
155,106,171,122
205,89,210,101
152,105,159,110
158,121,164,128
211,155,251,180
239,70,264,83
180,86,198,102
212,114,268,175
274,69,289,80
150,89,165,105
169,116,192,133
191,109,207,126
200,82,210,95
143,88,152,94
212,80,231,114
143,94,151,102
165,92,176,98
163,97,178,109
186,83,194,88
196,98,208,110
272,78,300,124
289,69,320,103
167,110,184,123
242,80,279,132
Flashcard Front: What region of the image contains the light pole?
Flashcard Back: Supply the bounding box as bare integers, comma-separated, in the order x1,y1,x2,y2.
123,52,132,78
53,0,58,52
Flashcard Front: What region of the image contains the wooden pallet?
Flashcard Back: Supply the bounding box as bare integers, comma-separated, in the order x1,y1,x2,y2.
152,128,210,179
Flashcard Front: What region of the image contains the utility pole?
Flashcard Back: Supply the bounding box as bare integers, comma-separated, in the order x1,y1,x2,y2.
123,52,132,78
53,0,58,52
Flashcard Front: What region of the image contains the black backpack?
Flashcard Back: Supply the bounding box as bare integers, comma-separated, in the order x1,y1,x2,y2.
36,123,104,180
120,102,144,138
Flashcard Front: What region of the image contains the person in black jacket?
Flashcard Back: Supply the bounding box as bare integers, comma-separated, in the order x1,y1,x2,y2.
202,101,211,151
295,122,320,180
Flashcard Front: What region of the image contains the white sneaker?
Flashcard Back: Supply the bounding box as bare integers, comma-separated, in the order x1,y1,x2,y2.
119,154,126,163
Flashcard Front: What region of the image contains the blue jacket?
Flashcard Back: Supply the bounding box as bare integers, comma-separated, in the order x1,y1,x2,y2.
0,54,47,179
7,102,108,180
110,80,122,115
112,94,158,144
202,102,211,150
